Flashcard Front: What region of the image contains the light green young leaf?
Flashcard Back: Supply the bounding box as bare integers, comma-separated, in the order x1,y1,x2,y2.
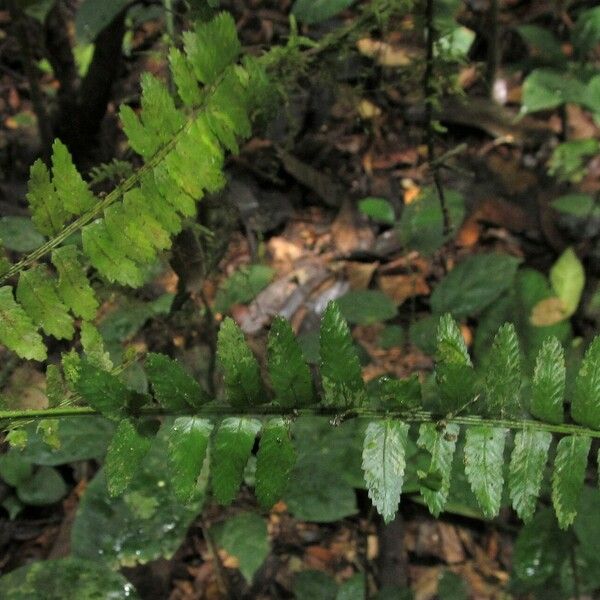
255,418,296,509
169,47,202,107
509,429,552,522
430,254,521,318
530,336,565,424
51,245,98,321
80,322,113,371
183,12,241,85
16,266,74,340
267,316,313,408
26,159,68,236
417,423,459,517
74,360,128,420
105,419,151,497
217,318,263,408
211,417,261,505
550,248,584,318
464,426,508,518
521,69,585,113
552,435,591,528
51,139,96,215
320,301,366,408
362,419,409,523
82,220,144,287
0,286,46,360
572,336,600,429
358,197,395,224
484,323,521,418
551,193,599,217
167,417,213,503
146,353,207,411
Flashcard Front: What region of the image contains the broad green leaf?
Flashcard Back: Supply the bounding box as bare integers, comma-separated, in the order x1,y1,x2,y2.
484,323,521,418
17,417,114,466
0,217,45,252
74,360,128,420
409,314,439,355
51,139,95,214
530,336,565,424
104,419,151,497
572,336,600,429
16,466,67,506
294,571,337,600
398,187,465,255
184,12,241,85
517,25,565,65
292,0,355,25
362,419,409,523
26,159,68,236
521,69,586,113
146,353,207,411
169,47,202,107
464,426,507,518
72,427,204,567
214,265,274,313
0,558,139,599
437,571,469,600
509,429,552,522
16,266,73,340
417,423,459,517
75,0,129,43
211,513,270,582
551,193,599,217
320,301,366,407
51,245,98,321
80,321,113,371
211,417,261,505
0,286,46,360
377,324,405,349
82,220,144,287
513,508,567,586
217,317,263,408
358,197,395,224
337,574,365,599
335,290,397,325
268,316,313,407
255,418,296,508
430,254,521,318
549,248,584,318
167,417,212,502
552,435,590,528
0,451,33,487
572,6,600,56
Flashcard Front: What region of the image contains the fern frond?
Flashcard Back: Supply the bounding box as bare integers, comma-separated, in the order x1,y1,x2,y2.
211,417,262,505
572,337,600,429
464,425,507,518
530,336,565,425
26,159,68,236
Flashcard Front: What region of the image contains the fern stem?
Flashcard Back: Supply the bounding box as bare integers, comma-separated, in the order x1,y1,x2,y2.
2,405,600,438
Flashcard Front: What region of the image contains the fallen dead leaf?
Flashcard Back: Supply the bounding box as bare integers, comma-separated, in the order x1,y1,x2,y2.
378,273,430,306
345,261,378,290
357,38,421,66
331,200,375,254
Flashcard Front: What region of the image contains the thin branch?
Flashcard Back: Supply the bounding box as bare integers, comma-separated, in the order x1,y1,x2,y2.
2,404,600,439
423,0,450,237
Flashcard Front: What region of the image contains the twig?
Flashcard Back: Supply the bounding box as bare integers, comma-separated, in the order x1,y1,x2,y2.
423,0,450,237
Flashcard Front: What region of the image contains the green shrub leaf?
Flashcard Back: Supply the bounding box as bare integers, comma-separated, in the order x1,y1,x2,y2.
358,197,395,224
16,466,67,506
417,423,459,517
146,353,207,411
464,426,507,518
552,435,590,528
335,290,397,325
530,336,565,424
362,419,409,523
320,301,366,408
105,419,152,497
268,316,313,408
211,417,261,505
167,417,213,502
508,429,552,522
484,323,521,418
255,418,296,509
217,317,263,408
572,336,600,429
550,247,584,318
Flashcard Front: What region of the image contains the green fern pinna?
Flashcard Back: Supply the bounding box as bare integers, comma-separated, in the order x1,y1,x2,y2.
0,11,599,533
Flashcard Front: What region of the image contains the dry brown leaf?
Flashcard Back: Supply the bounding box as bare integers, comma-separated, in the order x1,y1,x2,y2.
357,38,420,66
345,261,378,290
530,296,568,326
378,273,430,306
